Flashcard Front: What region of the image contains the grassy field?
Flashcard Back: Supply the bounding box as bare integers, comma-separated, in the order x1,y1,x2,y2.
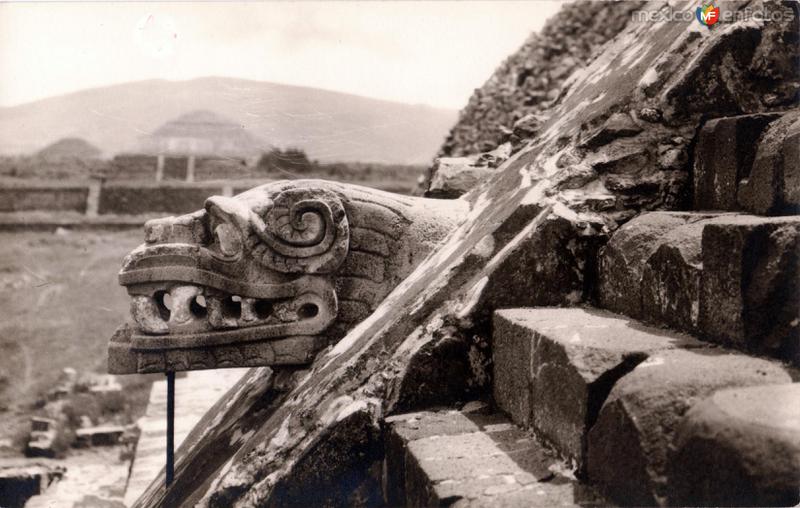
0,229,152,451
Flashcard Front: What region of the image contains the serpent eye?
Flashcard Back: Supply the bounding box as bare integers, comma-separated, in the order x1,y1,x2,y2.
214,223,242,257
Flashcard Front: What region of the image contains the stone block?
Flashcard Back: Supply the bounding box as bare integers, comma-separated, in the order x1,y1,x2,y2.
699,216,800,362
480,212,601,314
586,349,792,506
427,158,494,199
693,113,780,211
738,110,800,215
426,143,511,199
668,383,800,507
581,112,643,149
494,308,695,466
492,315,534,427
640,221,705,332
385,408,604,507
597,212,715,319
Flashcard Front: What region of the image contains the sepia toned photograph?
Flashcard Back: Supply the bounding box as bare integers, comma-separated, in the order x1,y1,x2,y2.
0,0,798,506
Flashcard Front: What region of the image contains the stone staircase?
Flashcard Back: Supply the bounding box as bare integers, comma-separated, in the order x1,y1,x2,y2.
388,306,797,506
384,111,800,507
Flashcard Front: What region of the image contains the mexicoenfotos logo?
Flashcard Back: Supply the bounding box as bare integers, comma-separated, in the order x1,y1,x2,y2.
633,3,787,23
696,2,720,26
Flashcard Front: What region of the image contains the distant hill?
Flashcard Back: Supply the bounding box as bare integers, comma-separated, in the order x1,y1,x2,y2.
0,77,458,165
36,137,102,161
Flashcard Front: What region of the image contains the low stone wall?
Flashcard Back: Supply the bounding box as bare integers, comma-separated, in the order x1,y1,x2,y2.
0,178,417,220
97,183,225,215
108,155,158,181
108,154,250,182
0,184,89,213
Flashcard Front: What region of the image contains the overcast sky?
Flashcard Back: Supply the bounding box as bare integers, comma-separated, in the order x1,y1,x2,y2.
0,1,563,110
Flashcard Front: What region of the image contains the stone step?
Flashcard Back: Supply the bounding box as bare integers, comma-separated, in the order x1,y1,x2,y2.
693,110,799,215
384,406,606,507
492,307,798,506
597,211,800,364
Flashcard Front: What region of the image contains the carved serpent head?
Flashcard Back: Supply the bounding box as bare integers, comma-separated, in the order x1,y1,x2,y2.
109,180,465,374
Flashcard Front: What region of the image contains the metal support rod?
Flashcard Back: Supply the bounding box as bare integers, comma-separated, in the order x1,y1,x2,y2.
166,371,175,487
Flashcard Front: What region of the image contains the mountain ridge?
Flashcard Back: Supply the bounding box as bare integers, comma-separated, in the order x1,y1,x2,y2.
0,77,458,165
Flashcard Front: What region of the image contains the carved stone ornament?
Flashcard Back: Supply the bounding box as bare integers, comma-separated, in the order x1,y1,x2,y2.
109,179,466,374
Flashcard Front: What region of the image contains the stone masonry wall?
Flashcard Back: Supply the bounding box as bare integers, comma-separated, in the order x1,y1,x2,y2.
438,1,645,158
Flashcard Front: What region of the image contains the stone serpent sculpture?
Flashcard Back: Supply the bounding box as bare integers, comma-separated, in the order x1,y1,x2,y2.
109,179,466,374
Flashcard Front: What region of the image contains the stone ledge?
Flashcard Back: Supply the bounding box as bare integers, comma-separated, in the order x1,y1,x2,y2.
598,212,800,363
700,215,800,362
586,349,793,506
493,307,702,468
597,212,719,319
384,407,605,507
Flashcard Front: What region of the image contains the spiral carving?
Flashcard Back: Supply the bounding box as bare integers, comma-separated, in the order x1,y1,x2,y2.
250,188,349,274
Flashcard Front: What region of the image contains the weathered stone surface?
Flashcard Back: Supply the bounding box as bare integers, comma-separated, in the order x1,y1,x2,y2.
426,143,511,199
601,213,800,361
386,408,605,507
389,324,477,414
492,315,534,427
738,110,800,215
666,383,800,507
640,221,706,332
660,2,800,119
477,211,604,315
700,215,800,362
668,383,800,507
494,307,698,467
393,202,610,413
110,180,466,373
586,349,792,506
597,212,715,318
693,113,780,211
436,1,644,159
582,112,643,149
266,402,385,508
427,159,494,199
